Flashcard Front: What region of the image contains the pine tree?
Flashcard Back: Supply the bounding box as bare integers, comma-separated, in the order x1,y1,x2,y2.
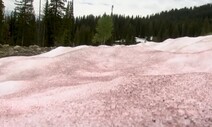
8,11,18,45
43,0,54,46
201,18,211,35
48,0,67,45
93,14,113,45
49,0,66,18
63,0,74,46
65,0,74,19
172,24,180,38
2,15,10,44
15,0,36,46
0,0,4,44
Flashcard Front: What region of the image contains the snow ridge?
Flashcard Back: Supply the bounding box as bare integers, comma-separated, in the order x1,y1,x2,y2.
1,35,212,126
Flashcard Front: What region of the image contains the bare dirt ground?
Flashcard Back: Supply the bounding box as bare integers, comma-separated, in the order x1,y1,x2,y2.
0,36,212,127
0,44,54,58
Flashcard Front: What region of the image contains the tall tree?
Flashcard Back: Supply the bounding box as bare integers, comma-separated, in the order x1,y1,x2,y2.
49,0,66,18
63,0,74,46
48,0,67,46
201,18,211,35
93,14,113,45
14,0,36,46
0,0,4,43
43,0,53,46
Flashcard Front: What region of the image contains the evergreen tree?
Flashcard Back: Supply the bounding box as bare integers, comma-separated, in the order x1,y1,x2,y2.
2,2,212,46
43,0,60,46
49,0,66,17
14,0,36,46
63,0,74,46
43,0,53,46
48,0,67,46
8,11,18,45
0,0,4,44
201,18,211,35
93,14,113,45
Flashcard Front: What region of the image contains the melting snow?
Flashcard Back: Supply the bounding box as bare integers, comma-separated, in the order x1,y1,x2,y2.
143,35,212,53
1,35,212,126
0,81,26,96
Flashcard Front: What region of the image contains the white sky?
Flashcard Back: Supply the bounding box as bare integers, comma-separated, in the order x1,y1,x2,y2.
3,0,212,17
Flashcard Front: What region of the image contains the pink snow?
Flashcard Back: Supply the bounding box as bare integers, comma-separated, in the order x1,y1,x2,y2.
0,36,212,126
0,81,27,96
143,35,212,53
37,46,89,57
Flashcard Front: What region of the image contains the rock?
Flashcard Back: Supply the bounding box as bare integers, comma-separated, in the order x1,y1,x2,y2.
14,45,21,50
36,47,42,51
8,48,14,55
29,45,42,51
0,45,54,58
29,45,40,49
0,44,3,48
3,44,9,48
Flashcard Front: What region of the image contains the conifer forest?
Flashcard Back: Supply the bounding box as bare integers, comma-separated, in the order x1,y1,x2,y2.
0,0,212,47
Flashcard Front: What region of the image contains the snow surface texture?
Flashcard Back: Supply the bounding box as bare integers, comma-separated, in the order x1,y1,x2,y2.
1,35,212,127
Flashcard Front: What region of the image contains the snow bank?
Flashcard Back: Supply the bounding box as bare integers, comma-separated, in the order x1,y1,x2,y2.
37,46,89,57
142,35,212,53
1,35,212,126
0,81,26,96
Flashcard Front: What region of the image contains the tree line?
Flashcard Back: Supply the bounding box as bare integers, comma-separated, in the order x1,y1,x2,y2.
0,0,212,47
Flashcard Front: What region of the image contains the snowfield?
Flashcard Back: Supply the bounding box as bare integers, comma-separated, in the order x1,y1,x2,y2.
1,36,212,126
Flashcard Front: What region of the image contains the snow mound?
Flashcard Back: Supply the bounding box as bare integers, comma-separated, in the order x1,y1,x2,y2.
1,35,212,126
0,81,26,96
142,35,212,53
37,46,89,57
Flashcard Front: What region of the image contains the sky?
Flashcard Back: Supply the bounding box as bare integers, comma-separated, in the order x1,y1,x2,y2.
3,0,212,17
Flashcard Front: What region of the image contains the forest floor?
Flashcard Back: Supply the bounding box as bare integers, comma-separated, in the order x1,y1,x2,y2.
0,44,54,58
